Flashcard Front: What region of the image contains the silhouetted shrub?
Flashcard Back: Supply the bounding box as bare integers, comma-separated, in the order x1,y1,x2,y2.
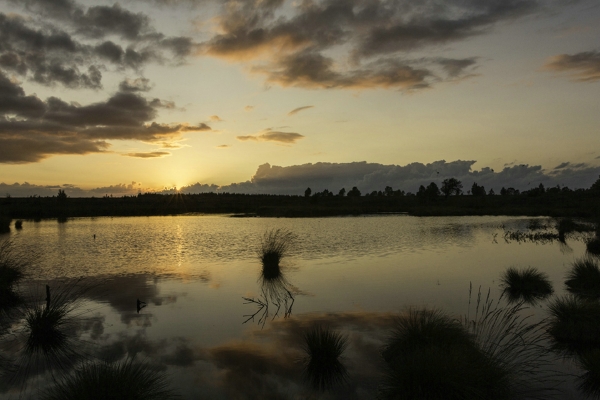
302,326,348,391
42,358,178,400
565,258,600,299
500,267,553,304
14,220,23,229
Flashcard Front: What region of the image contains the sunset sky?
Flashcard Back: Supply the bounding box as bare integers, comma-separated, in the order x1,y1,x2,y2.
1,0,599,196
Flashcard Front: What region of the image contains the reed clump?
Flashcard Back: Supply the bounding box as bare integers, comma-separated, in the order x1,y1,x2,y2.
565,258,600,299
258,229,296,272
500,267,553,304
42,358,178,400
577,349,600,398
302,326,348,392
379,309,509,400
547,295,600,354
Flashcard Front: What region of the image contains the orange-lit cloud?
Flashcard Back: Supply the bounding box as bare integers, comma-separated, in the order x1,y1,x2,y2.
287,106,313,116
544,51,600,82
123,151,171,158
237,129,304,144
210,115,223,122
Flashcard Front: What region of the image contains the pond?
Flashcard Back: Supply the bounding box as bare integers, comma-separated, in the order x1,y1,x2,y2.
0,215,596,399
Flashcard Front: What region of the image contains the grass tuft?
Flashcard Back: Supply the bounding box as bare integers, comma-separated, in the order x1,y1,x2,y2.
42,358,178,400
547,295,600,354
379,308,510,400
500,267,553,304
578,349,600,398
0,240,33,311
587,237,600,256
565,258,600,299
258,229,296,271
302,326,348,392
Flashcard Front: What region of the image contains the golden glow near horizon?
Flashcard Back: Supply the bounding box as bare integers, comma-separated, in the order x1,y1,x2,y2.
0,0,599,196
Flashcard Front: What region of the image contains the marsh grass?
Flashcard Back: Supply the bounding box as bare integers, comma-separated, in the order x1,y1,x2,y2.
500,267,553,304
577,349,600,398
463,285,559,399
42,358,178,400
547,295,600,355
379,308,509,400
302,326,348,392
565,258,600,299
587,237,600,257
5,279,97,389
0,240,34,311
258,229,296,270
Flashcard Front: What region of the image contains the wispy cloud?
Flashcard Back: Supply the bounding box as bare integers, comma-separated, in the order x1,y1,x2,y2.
244,105,254,111
123,151,170,158
237,129,304,144
210,115,223,122
288,106,313,116
543,51,600,82
216,144,230,149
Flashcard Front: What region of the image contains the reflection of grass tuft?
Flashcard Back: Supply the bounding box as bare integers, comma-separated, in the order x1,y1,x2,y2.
547,295,600,354
258,229,296,271
565,258,600,299
302,326,348,392
500,267,553,304
379,309,510,400
0,240,32,310
42,358,178,400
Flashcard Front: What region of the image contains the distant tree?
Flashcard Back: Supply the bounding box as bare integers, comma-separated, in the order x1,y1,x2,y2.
304,187,312,198
501,187,520,196
57,189,67,202
417,182,440,201
441,178,463,197
590,175,600,193
384,186,394,196
488,188,495,196
338,188,346,197
471,182,486,196
347,187,361,197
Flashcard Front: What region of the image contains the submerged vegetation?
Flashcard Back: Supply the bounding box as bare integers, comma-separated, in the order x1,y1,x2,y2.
42,358,178,400
302,326,348,392
500,267,553,304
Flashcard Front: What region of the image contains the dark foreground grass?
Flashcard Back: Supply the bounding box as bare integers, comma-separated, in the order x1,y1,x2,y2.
565,258,600,299
42,358,178,400
547,295,600,354
379,309,510,400
578,349,600,398
258,229,296,271
302,326,348,392
0,240,33,311
587,237,600,256
500,267,553,304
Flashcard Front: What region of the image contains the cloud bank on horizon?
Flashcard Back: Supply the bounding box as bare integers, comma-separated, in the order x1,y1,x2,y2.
3,159,599,197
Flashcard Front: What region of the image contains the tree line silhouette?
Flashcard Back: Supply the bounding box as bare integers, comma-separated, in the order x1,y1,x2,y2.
1,176,599,222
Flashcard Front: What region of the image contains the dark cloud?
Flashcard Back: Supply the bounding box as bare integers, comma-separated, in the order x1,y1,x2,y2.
0,0,199,89
237,129,304,144
0,71,210,163
199,0,553,90
124,151,171,158
288,105,313,116
544,51,600,82
119,77,153,92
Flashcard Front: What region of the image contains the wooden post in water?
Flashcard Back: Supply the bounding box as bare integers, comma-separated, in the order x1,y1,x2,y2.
46,285,51,308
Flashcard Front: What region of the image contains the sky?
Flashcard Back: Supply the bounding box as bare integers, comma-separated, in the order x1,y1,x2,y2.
0,0,599,196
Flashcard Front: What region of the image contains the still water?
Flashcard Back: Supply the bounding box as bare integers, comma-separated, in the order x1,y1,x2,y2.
0,215,593,399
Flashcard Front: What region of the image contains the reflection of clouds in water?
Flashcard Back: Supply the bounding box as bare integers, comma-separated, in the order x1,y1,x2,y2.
89,312,396,399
